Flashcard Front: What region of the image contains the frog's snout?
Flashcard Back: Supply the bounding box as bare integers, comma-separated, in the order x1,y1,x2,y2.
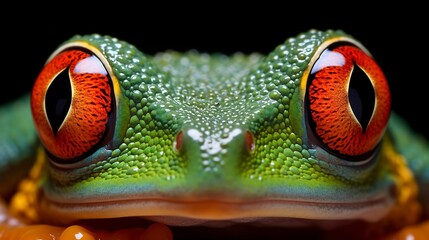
174,127,253,184
179,128,249,156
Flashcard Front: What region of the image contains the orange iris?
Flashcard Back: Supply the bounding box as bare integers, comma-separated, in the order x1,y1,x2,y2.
31,49,113,161
307,44,391,157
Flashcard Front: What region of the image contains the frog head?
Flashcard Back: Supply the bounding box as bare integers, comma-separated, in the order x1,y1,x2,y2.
30,29,393,226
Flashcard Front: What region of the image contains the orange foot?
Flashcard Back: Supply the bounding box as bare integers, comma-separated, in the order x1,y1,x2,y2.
379,221,429,240
0,222,173,240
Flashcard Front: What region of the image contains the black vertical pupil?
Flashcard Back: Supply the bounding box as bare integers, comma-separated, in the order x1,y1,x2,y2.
45,68,72,134
348,64,375,132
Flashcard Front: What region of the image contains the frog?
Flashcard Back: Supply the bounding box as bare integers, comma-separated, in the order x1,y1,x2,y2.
0,29,428,239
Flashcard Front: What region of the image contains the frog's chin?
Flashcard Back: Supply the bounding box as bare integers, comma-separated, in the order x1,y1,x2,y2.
39,193,394,227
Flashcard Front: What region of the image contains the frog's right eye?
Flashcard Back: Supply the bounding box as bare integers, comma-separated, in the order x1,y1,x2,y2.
303,41,391,160
31,48,115,161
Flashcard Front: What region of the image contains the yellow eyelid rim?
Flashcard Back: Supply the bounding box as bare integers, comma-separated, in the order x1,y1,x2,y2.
47,41,122,105
299,36,370,102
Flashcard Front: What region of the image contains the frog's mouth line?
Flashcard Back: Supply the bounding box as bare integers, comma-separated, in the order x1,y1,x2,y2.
39,194,393,226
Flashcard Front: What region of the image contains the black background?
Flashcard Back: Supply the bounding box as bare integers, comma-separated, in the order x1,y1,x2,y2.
2,7,427,138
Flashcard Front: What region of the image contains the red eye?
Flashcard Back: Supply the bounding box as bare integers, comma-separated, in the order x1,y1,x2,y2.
31,49,114,161
306,43,391,157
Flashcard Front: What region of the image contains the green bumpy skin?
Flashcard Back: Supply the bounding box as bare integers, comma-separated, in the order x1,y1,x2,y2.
41,30,394,212
0,94,38,198
3,29,428,227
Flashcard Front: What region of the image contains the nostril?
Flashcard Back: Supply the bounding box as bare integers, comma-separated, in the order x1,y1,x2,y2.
174,131,184,153
245,130,255,153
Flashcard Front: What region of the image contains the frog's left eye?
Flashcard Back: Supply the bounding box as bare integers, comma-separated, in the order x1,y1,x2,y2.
31,48,115,161
305,41,391,158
